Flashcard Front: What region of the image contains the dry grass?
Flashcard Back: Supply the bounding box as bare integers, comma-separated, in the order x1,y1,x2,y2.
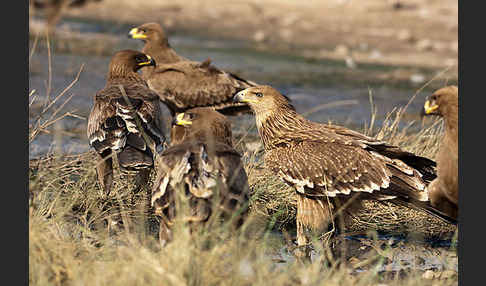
29,150,457,285
29,96,457,286
29,38,457,286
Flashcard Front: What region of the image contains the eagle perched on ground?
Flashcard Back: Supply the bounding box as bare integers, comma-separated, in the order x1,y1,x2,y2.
151,107,250,244
87,50,166,195
128,22,257,116
422,86,458,219
233,85,456,249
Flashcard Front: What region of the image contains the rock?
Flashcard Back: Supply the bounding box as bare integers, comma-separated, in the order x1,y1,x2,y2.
422,270,436,279
345,56,357,69
438,270,457,279
334,44,349,56
397,29,414,42
358,43,369,51
253,30,266,42
410,74,425,85
369,50,382,60
279,28,293,42
416,39,433,51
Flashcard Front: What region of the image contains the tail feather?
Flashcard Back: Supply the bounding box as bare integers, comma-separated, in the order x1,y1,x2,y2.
390,197,457,225
118,146,153,172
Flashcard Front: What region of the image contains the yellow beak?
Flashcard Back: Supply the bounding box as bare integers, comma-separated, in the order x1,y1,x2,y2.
424,100,439,114
137,54,154,66
129,28,147,39
233,90,258,103
174,113,192,126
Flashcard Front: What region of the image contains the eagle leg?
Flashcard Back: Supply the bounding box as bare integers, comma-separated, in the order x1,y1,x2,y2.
158,216,173,248
428,179,458,219
96,150,113,196
294,219,312,263
132,168,152,194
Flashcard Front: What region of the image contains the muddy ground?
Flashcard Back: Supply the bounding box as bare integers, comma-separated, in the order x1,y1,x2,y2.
30,0,458,79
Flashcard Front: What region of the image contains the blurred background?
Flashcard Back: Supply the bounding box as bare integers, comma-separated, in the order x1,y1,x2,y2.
28,0,458,158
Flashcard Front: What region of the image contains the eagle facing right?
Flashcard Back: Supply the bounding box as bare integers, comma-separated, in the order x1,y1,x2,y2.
87,50,166,195
128,22,258,116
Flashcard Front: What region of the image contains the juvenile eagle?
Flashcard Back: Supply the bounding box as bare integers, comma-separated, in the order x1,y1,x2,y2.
87,50,166,195
422,85,458,219
128,22,257,116
233,85,456,248
151,107,250,244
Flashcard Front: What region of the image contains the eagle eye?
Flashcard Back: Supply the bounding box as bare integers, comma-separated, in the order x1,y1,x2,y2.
134,55,146,63
255,92,263,98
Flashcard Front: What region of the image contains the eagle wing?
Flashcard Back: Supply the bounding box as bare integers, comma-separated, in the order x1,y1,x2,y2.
87,82,166,165
265,138,428,201
146,60,256,114
151,141,249,222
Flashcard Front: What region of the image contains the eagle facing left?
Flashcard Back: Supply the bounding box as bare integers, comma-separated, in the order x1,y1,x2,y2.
233,85,457,254
87,49,166,195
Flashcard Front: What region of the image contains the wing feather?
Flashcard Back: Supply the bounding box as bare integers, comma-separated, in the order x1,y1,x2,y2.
146,61,255,114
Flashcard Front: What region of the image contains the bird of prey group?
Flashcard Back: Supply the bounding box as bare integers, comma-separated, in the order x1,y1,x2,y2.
85,21,458,257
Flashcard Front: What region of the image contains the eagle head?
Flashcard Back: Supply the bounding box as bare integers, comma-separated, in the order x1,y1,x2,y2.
171,107,233,146
128,22,168,45
233,85,294,119
422,85,458,117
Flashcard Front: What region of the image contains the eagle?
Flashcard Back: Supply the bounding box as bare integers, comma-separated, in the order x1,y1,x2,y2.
233,85,457,249
151,107,250,244
128,22,257,116
422,85,458,219
87,50,166,195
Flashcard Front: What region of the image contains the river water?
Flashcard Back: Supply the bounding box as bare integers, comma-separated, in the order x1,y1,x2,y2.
28,18,457,274
29,17,435,158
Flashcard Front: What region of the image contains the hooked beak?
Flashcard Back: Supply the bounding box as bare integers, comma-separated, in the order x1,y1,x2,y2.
233,89,257,103
172,113,192,126
423,99,439,115
137,55,156,67
129,28,147,39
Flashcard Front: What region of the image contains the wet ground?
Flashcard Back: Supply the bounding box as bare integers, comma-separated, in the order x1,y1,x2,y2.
29,17,441,158
28,18,457,276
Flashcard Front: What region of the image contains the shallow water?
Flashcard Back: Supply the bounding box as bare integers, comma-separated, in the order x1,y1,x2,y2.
264,231,457,274
29,17,435,158
28,18,457,273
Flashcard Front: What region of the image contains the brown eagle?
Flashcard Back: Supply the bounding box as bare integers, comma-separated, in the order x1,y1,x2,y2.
233,85,456,248
87,50,166,195
128,22,257,116
422,85,458,219
151,107,250,244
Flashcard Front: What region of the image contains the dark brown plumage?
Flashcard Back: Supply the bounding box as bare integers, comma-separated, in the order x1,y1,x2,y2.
151,107,250,245
87,50,166,195
128,22,257,116
422,85,458,219
233,85,456,249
